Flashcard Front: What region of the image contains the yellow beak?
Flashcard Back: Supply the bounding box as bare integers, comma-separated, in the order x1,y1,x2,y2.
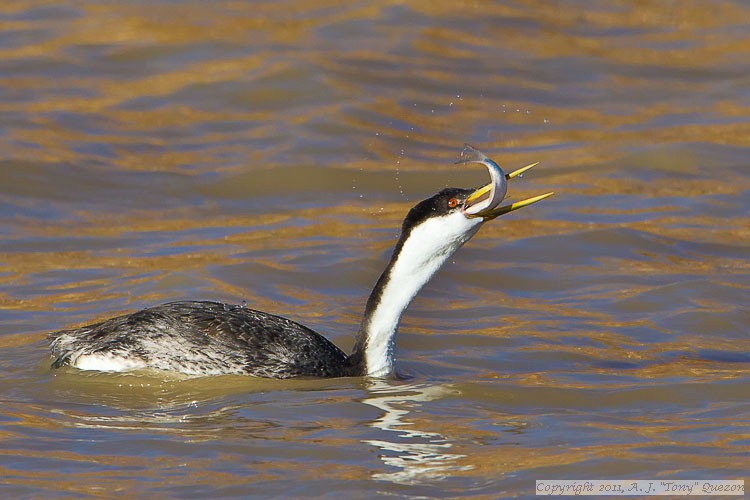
465,161,553,219
478,191,555,221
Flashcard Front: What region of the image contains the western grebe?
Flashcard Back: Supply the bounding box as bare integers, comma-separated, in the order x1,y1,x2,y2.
48,145,553,378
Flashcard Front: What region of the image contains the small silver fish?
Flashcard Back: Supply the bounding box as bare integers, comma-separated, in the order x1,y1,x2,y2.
457,144,549,220
456,144,508,216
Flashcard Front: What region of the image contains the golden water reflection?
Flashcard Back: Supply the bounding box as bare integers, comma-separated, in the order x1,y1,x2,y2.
1,0,749,497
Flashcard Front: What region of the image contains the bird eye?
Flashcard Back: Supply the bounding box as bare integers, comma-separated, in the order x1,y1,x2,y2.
448,198,459,208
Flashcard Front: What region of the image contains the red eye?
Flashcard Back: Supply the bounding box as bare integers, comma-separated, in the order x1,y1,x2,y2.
448,198,459,208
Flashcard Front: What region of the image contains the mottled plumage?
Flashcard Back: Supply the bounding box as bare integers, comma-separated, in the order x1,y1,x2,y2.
50,301,357,378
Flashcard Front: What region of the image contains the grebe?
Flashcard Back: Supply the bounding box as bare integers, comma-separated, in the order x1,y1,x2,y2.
48,145,553,378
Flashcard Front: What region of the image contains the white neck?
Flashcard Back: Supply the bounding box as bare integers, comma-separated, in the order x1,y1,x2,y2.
355,212,482,377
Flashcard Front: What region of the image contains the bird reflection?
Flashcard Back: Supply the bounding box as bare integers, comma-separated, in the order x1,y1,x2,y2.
361,379,472,484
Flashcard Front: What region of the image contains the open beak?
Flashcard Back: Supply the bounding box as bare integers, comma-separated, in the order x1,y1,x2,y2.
472,190,555,221
459,144,553,220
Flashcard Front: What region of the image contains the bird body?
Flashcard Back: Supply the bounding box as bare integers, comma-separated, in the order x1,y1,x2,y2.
48,146,553,378
50,301,354,377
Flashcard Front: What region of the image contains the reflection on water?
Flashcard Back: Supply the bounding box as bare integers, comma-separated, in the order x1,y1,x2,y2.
1,0,749,497
361,380,470,485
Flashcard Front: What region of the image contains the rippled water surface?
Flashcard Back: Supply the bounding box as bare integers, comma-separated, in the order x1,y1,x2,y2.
1,1,749,498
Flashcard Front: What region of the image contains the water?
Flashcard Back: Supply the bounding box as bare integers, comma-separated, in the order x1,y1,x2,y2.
1,1,749,497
